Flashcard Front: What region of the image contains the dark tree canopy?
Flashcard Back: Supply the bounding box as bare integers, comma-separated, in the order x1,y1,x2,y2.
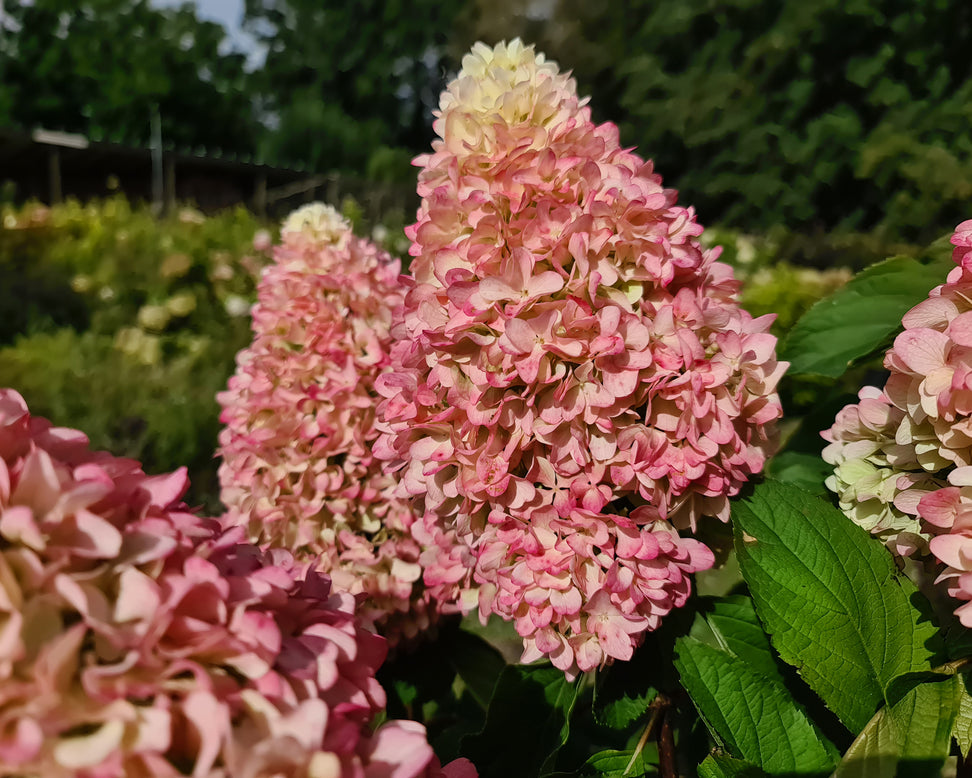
243,0,465,175
2,0,971,239
0,0,257,154
455,0,972,241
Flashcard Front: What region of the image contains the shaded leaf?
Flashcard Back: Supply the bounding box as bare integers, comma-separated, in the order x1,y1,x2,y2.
765,451,831,497
832,674,961,777
704,596,786,685
954,679,972,758
592,683,657,732
461,664,580,778
675,638,838,774
698,754,768,778
733,480,943,732
446,628,507,709
582,748,658,777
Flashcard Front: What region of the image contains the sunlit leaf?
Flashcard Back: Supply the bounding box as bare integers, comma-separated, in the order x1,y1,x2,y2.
733,480,943,732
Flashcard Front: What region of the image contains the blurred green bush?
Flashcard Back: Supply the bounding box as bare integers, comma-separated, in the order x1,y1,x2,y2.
706,228,857,336
0,197,271,509
0,195,413,511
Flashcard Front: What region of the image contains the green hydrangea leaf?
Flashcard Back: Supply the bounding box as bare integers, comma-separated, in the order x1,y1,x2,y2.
704,596,786,686
833,674,961,777
765,451,832,497
675,637,839,774
461,664,580,778
592,651,659,732
581,748,658,776
781,254,953,377
953,680,972,758
733,480,944,733
592,682,657,732
698,754,768,778
445,628,507,709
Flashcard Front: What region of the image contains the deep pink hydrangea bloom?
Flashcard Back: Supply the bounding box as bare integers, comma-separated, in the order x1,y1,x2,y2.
0,388,473,777
219,204,453,642
375,41,785,677
824,221,972,622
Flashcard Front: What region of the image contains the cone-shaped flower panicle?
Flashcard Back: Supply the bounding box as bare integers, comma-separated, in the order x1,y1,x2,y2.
219,203,453,643
375,40,786,677
823,222,972,624
0,389,473,777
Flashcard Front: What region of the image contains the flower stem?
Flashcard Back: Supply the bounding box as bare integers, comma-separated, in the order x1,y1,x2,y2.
624,695,669,777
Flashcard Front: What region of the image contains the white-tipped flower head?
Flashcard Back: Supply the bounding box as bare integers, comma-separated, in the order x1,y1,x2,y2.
434,39,584,157
281,202,352,248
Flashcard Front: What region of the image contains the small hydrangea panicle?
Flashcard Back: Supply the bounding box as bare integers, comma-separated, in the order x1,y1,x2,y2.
0,389,473,777
823,222,972,625
822,386,941,556
376,41,786,677
218,204,461,643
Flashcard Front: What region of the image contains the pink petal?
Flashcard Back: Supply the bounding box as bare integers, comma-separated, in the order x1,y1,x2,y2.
183,691,230,776
0,717,43,765
949,311,972,347
903,297,957,330
500,318,538,355
363,720,435,778
930,533,972,571
892,328,950,374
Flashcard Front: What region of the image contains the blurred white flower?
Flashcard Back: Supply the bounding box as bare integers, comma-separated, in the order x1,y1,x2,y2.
224,294,251,317
137,304,171,332
736,236,756,264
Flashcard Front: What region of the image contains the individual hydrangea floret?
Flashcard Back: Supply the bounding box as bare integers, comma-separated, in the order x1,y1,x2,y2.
218,204,456,643
375,41,786,677
0,389,474,777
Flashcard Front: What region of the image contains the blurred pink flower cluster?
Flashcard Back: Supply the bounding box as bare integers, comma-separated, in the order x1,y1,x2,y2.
0,388,474,777
218,204,443,642
375,41,785,677
824,221,972,624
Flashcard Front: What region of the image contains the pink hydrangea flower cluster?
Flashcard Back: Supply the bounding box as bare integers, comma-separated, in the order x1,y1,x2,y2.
219,204,450,642
823,221,972,625
0,388,474,778
375,41,786,677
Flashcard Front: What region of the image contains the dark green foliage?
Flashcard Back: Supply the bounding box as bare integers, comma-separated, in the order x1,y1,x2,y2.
0,0,256,152
0,243,89,345
0,198,266,509
461,664,580,778
457,0,972,241
4,0,971,243
243,0,465,172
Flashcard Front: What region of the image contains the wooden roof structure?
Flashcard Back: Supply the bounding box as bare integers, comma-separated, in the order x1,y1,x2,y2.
0,127,411,220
